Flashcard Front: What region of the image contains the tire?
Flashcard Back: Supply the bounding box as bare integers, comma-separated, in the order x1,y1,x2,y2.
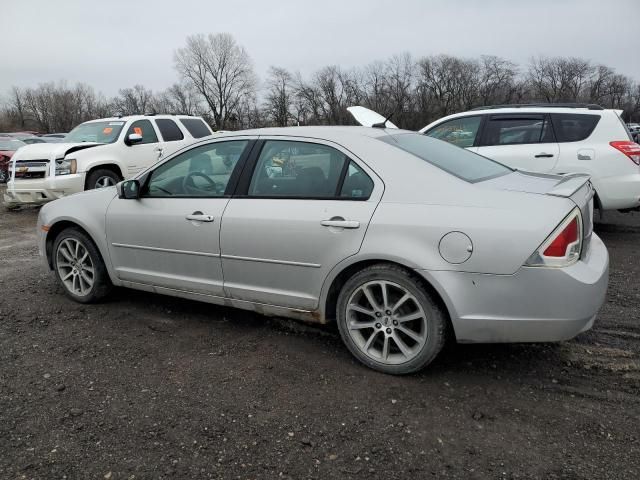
52,228,112,303
86,169,120,190
336,264,447,375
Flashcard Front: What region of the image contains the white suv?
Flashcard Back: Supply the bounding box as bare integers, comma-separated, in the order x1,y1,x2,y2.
4,114,213,206
420,104,640,212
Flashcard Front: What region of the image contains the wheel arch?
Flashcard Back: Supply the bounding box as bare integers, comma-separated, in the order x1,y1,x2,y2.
84,163,124,189
45,220,107,271
321,257,455,338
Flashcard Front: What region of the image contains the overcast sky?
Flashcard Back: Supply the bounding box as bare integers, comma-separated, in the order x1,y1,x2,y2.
3,0,639,97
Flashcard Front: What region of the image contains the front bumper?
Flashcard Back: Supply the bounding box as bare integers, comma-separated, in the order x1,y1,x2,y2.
4,173,85,205
420,233,609,343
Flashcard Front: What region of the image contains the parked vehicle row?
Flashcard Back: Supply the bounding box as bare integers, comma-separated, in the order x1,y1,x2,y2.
4,114,213,205
420,104,640,214
35,107,609,374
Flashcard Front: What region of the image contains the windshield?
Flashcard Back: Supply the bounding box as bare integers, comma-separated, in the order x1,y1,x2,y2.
0,139,26,150
65,121,125,144
380,133,512,183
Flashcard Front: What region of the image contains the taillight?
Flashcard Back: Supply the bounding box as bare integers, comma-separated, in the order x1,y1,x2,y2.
610,141,640,165
525,208,583,268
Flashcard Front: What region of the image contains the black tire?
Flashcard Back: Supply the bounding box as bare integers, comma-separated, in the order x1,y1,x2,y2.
86,168,120,190
52,228,112,303
336,264,447,375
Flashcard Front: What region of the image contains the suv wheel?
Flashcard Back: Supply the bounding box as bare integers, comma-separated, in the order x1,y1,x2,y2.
52,228,112,303
336,264,447,375
87,169,120,190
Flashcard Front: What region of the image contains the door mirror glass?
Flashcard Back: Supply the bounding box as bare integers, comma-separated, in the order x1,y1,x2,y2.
117,179,141,199
125,133,143,146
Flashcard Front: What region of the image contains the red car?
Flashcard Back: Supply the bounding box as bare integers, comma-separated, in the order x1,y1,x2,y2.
0,137,26,183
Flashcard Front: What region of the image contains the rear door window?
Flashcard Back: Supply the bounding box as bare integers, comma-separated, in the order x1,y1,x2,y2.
481,115,554,146
248,140,349,198
550,114,601,142
155,119,184,142
179,118,213,138
424,116,482,148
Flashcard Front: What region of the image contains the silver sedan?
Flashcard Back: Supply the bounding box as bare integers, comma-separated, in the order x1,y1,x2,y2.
36,126,609,374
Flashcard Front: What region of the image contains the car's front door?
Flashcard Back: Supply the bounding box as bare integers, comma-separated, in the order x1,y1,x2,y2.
119,119,166,178
220,138,383,311
475,114,560,172
423,115,483,153
106,139,253,296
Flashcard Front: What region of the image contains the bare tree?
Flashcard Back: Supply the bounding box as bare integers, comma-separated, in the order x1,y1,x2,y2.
111,84,154,115
263,66,294,126
174,33,257,129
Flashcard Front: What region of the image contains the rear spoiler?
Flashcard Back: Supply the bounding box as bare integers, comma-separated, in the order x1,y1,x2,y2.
547,173,593,199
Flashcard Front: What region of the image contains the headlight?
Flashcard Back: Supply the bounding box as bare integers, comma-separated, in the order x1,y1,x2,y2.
55,158,77,176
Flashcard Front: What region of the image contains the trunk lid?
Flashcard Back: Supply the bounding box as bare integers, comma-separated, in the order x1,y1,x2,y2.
480,170,594,255
347,106,399,129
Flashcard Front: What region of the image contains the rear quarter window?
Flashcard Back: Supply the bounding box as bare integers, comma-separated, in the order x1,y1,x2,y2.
550,114,600,142
179,118,213,139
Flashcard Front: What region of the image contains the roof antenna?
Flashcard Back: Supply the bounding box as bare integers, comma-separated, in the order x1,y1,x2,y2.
372,112,394,129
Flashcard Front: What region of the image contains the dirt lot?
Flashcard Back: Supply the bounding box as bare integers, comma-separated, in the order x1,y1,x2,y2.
1,187,639,480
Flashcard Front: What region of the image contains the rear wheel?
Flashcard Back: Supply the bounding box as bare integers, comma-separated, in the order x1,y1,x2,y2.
86,169,120,190
336,264,447,375
52,228,112,303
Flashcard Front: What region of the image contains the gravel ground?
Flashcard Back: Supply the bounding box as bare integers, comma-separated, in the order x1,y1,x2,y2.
1,186,639,479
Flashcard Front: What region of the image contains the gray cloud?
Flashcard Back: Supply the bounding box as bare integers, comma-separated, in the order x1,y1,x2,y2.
3,0,639,96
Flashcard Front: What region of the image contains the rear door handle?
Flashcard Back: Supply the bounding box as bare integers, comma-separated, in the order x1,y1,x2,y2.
321,219,360,229
534,153,554,158
186,211,214,222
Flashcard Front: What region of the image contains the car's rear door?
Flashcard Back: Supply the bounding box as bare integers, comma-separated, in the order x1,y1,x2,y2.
475,113,559,172
219,137,383,311
106,138,253,296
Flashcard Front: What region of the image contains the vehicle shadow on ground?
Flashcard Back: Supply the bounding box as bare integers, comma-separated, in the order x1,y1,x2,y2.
104,285,568,378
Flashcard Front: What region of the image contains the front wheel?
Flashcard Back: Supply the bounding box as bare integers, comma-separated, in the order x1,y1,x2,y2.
52,228,112,303
86,169,120,190
336,264,447,375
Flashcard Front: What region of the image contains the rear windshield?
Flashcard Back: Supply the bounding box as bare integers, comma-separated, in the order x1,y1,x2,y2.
65,121,125,143
550,113,600,142
380,133,512,183
179,118,212,138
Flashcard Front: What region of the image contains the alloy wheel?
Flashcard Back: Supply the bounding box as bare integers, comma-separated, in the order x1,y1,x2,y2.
345,280,428,365
56,238,95,296
95,176,116,188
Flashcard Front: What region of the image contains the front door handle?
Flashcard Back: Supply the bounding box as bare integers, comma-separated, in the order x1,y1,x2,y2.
321,218,360,229
534,153,554,158
186,211,214,222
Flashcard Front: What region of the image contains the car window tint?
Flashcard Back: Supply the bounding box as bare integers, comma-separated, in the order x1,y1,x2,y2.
126,120,158,144
483,117,552,145
425,116,481,148
179,118,212,138
146,140,248,197
380,133,512,183
550,114,601,142
340,161,374,199
249,140,348,198
155,119,184,142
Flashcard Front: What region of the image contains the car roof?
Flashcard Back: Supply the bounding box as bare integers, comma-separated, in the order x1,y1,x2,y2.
83,114,202,123
206,125,405,141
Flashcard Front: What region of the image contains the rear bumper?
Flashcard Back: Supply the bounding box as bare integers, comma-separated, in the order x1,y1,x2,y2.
4,174,85,205
593,173,640,210
419,233,609,343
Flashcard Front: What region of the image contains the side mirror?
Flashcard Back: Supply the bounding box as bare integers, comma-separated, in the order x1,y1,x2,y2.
117,179,141,199
124,133,143,146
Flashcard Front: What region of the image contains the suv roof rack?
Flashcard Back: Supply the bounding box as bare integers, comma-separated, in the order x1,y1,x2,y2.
471,103,604,111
